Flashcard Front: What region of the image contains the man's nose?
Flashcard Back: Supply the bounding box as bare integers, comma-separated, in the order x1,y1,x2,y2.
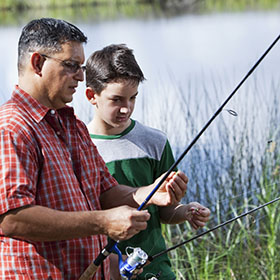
74,68,84,82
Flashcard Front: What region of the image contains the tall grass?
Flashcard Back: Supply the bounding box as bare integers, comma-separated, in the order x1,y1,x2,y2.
141,72,280,279
0,0,279,26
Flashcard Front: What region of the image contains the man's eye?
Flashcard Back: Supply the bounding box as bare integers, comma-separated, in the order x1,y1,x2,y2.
63,61,79,71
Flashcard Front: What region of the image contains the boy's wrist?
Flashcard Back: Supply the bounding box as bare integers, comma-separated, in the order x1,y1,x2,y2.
133,185,151,207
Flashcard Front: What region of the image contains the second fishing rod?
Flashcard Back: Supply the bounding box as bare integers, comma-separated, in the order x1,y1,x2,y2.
79,33,280,280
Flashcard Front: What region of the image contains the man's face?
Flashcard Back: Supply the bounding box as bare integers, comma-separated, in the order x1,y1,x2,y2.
92,80,139,134
40,41,85,109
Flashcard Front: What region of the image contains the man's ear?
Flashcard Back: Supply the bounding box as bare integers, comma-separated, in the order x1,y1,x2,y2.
30,52,45,76
86,87,98,105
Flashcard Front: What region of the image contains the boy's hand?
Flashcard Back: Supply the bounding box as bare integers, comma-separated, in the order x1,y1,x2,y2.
150,171,188,206
185,202,210,230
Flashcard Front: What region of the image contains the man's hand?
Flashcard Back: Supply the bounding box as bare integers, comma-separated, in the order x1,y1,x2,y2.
149,171,188,206
102,206,150,241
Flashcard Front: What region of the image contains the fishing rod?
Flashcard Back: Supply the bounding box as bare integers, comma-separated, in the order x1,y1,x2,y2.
116,196,280,280
148,196,280,263
132,196,280,279
79,34,280,280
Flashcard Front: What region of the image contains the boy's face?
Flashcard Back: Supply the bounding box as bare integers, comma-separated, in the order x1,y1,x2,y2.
88,79,139,134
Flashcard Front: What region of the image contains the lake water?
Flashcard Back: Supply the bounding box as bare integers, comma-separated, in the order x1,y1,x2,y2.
0,10,280,154
0,5,280,215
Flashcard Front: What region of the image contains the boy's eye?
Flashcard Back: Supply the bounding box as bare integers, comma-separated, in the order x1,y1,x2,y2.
111,98,121,102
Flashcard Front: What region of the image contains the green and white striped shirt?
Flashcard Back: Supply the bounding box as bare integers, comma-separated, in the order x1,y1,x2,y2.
90,119,176,280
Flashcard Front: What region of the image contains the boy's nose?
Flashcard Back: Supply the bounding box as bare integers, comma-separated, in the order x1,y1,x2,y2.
120,107,129,114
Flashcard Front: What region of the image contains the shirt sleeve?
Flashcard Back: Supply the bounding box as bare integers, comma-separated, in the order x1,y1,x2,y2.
0,128,40,215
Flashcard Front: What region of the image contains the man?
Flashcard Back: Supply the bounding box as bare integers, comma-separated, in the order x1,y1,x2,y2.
0,18,188,280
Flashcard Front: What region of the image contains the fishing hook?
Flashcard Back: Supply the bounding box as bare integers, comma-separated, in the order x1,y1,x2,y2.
78,33,280,280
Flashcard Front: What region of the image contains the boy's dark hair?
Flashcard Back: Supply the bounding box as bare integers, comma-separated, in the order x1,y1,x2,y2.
18,18,87,75
86,44,145,94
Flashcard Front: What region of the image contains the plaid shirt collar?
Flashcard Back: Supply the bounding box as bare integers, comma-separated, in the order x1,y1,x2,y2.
13,85,74,123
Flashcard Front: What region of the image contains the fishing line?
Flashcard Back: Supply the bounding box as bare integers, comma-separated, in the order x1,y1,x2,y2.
166,207,263,250
189,215,268,277
79,34,280,280
147,195,280,263
143,181,280,277
168,204,278,278
165,215,256,277
140,140,279,274
138,32,280,210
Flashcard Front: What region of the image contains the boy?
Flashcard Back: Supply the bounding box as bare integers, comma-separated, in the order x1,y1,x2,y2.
85,44,210,279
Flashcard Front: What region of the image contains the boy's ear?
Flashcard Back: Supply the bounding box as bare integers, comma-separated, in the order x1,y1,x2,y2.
86,87,97,105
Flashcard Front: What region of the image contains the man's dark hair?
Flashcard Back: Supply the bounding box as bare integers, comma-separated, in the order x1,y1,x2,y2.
86,44,145,94
18,18,87,74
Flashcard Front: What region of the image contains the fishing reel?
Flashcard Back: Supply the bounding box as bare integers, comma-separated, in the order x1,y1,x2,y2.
113,245,148,280
145,274,159,280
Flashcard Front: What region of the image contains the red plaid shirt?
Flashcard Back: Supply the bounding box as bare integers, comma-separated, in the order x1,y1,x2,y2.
0,86,118,279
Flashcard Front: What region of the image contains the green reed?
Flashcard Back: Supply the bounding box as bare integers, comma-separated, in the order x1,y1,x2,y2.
142,72,280,279
0,0,279,26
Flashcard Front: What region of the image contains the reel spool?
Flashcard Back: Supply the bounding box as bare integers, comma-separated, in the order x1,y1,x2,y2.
113,245,148,280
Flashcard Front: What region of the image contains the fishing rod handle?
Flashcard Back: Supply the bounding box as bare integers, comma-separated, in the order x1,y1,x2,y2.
79,262,98,280
79,238,117,280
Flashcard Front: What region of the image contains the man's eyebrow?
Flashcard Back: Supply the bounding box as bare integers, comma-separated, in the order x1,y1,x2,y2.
64,59,81,63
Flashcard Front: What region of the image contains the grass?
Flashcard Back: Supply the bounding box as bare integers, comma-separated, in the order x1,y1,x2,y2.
0,0,279,26
140,72,280,279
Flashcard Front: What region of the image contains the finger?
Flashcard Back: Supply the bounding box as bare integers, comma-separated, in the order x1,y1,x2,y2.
193,219,206,227
188,219,199,230
189,206,201,214
189,206,210,218
133,210,151,221
175,170,189,184
199,208,211,217
191,212,210,224
133,222,147,232
173,173,188,192
124,224,147,240
189,216,205,228
194,208,211,219
123,230,140,240
165,183,177,204
167,179,186,202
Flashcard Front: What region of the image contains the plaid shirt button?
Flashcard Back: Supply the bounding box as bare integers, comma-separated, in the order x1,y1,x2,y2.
0,86,118,280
